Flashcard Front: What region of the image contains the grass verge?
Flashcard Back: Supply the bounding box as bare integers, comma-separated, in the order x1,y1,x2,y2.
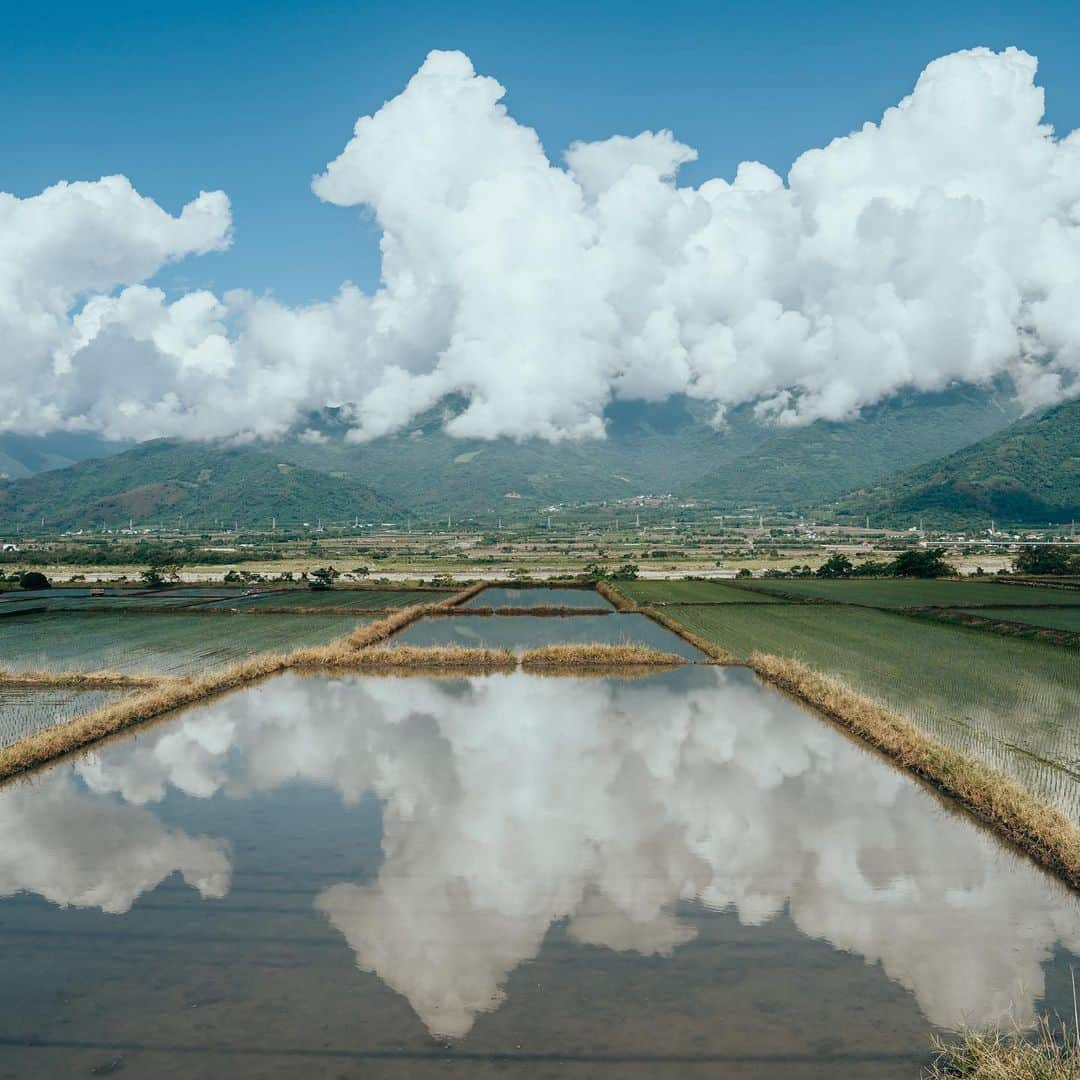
520,644,686,669
906,608,1080,649
0,669,170,690
750,653,1080,891
318,645,516,670
431,606,614,618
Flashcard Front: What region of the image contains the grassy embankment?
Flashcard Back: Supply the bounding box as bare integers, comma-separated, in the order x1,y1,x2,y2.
520,643,686,670
429,605,615,617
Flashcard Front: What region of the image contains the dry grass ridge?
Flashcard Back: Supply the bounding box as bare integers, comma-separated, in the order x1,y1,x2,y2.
520,643,686,669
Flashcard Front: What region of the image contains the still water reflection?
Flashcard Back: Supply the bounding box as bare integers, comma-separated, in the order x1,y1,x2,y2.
0,667,1077,1076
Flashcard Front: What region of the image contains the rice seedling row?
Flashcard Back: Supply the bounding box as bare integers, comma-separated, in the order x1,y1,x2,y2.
615,579,790,605
0,612,371,676
0,685,130,747
738,578,1080,608
199,588,452,610
954,607,1080,633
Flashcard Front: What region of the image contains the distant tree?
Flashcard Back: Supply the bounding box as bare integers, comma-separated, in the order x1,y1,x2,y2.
736,568,752,579
140,563,181,588
851,559,891,577
888,548,955,578
308,566,339,590
611,562,639,580
1013,545,1076,575
816,554,854,579
352,565,371,577
19,571,50,590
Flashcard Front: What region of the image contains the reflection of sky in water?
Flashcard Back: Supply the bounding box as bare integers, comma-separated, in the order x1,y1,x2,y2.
393,612,704,657
462,587,614,609
1,667,1077,1044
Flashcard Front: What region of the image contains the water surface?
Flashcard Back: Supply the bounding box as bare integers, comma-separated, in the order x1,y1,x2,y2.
393,613,703,658
463,587,613,609
0,667,1076,1077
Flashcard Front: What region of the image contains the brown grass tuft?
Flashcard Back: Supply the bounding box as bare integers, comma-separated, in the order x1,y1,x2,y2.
0,669,171,690
520,643,686,669
750,653,1080,891
927,1014,1080,1078
430,605,614,618
439,582,487,608
346,605,427,648
319,645,517,670
595,580,640,611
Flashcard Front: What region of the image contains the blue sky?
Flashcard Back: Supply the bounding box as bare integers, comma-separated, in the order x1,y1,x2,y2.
3,0,1078,304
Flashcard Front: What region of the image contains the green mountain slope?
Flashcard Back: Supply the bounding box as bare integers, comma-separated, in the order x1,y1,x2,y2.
0,440,391,529
832,398,1080,526
278,396,772,514
0,386,1031,527
0,433,130,480
689,386,1020,509
280,387,1019,514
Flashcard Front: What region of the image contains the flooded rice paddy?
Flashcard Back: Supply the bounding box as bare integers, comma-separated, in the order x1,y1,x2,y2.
0,685,129,747
393,612,704,658
0,611,369,677
462,586,614,609
0,666,1076,1078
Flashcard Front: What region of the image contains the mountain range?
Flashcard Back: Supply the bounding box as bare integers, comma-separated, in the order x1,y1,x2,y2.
833,397,1080,527
0,386,1075,529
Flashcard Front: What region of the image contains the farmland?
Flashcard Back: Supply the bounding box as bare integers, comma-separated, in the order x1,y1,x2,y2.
656,602,1080,820
0,611,369,676
205,588,452,610
0,685,128,747
739,577,1080,608
614,579,789,604
956,606,1080,633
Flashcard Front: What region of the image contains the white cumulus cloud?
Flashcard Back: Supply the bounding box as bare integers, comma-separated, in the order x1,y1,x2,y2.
1,45,1079,442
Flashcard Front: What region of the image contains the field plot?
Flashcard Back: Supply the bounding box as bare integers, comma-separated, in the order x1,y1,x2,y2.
616,580,788,604
662,604,1080,820
393,613,704,659
0,612,369,676
739,578,1080,608
463,586,612,609
955,607,1080,633
0,685,129,747
203,588,450,610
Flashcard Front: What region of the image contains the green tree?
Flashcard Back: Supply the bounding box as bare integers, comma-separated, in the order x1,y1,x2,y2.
889,548,956,578
140,563,181,588
19,571,50,590
308,566,339,590
1013,545,1076,575
816,554,854,579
